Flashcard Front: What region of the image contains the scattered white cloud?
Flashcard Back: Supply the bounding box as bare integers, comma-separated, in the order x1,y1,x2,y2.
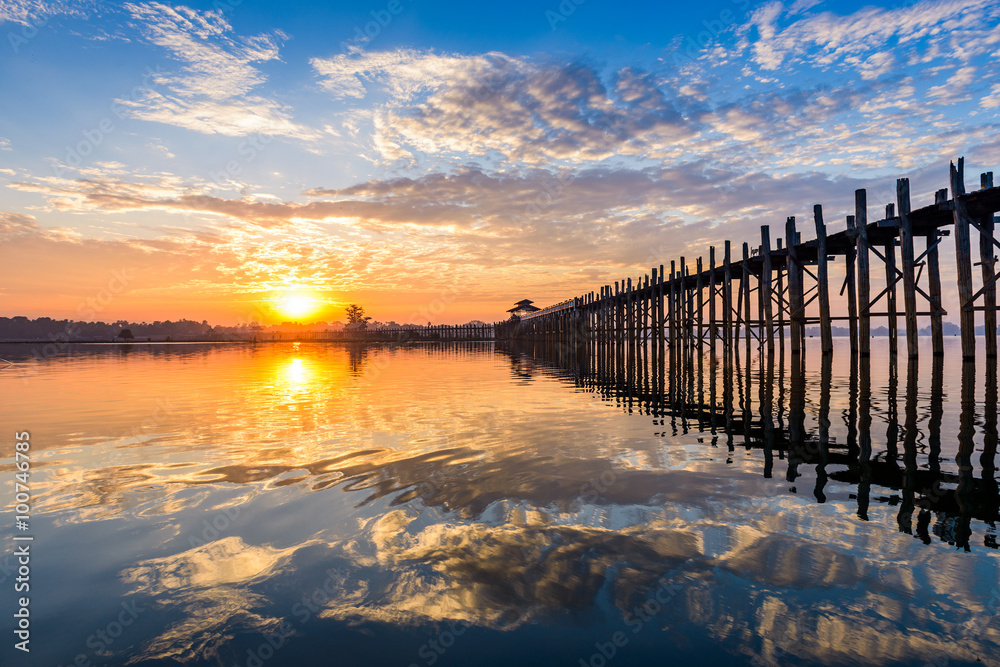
0,0,87,25
116,2,316,139
0,137,11,151
741,0,998,73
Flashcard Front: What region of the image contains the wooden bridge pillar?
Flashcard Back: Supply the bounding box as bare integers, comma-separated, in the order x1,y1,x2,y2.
709,247,717,357
723,241,733,352
742,242,752,358
981,171,997,358
814,205,833,356
951,158,976,360
897,178,919,358
856,190,871,356
846,215,859,355
884,206,899,358
761,226,774,357
786,216,803,356
667,264,675,347
776,238,785,352
696,257,704,352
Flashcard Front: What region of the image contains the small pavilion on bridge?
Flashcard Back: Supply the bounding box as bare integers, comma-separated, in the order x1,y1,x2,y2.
506,299,541,319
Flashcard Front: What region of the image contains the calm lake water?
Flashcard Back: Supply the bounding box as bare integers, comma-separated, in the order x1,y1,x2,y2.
0,338,998,667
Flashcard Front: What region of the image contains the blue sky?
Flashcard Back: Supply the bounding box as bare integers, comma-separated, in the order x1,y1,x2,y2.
0,0,998,324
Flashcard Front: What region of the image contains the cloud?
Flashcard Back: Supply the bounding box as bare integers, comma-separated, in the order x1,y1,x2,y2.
741,0,999,73
0,0,86,25
313,50,696,165
0,137,10,151
116,2,315,139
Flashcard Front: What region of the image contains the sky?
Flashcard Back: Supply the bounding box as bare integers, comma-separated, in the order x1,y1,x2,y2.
0,0,998,326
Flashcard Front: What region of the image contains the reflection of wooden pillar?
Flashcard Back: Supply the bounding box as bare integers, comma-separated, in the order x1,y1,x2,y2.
956,359,976,550
846,215,859,355
980,171,997,358
897,178,919,358
857,351,872,521
898,356,919,534
761,226,774,356
952,159,976,360
815,354,832,503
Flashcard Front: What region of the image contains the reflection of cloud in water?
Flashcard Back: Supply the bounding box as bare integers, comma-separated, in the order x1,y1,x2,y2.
320,508,703,629
122,537,305,663
314,504,1000,665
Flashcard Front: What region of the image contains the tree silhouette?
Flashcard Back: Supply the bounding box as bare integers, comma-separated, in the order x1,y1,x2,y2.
345,304,372,326
117,328,135,342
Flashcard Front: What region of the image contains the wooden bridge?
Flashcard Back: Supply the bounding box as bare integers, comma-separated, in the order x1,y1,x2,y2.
262,324,494,343
495,158,999,362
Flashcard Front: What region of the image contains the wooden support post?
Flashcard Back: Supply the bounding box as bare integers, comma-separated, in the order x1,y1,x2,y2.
926,233,944,357
696,257,704,351
669,262,676,346
709,247,717,357
897,178,919,358
761,226,774,356
659,264,665,349
650,269,657,347
886,236,898,357
856,190,871,356
627,281,633,348
776,238,785,352
723,241,733,351
643,273,650,344
846,215,859,355
743,242,752,357
679,256,687,346
786,216,802,355
684,261,693,346
981,172,998,358
814,205,833,355
952,158,976,360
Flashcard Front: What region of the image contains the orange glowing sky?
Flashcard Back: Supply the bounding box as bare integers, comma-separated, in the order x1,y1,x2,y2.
1,0,998,325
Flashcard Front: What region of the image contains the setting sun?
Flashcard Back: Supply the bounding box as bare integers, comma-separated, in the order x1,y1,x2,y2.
276,294,320,320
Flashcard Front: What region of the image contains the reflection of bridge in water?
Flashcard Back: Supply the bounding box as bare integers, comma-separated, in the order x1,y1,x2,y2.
498,339,999,552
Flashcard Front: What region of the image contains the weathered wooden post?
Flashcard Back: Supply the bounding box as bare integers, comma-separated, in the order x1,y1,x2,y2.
856,189,871,356
981,171,997,358
885,206,899,358
723,241,733,352
786,216,802,356
696,257,704,351
709,247,717,357
743,242,752,358
951,158,976,360
776,238,785,352
814,205,833,356
761,226,774,356
897,178,919,358
668,262,676,347
846,215,859,355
